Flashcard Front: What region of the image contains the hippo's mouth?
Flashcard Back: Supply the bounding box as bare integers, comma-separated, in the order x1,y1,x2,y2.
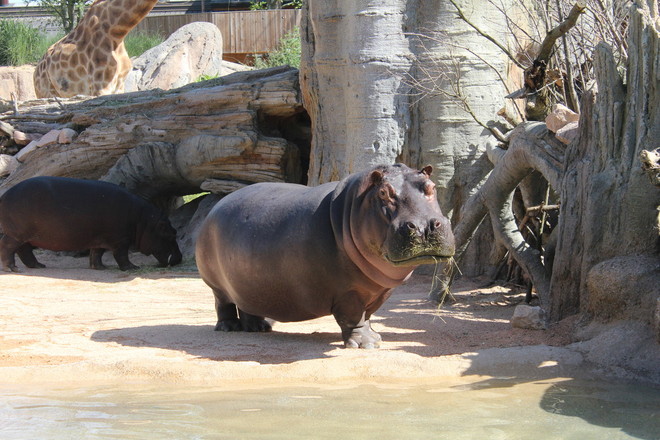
385,254,454,267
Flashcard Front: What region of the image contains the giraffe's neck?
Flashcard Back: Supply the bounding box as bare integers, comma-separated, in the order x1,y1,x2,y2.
84,0,158,41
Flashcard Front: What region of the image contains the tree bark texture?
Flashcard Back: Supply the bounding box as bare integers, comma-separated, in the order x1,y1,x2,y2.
549,2,660,321
300,0,513,276
0,67,309,199
300,0,413,184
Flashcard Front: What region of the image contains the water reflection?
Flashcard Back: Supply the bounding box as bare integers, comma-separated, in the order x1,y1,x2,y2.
540,379,660,440
1,378,658,439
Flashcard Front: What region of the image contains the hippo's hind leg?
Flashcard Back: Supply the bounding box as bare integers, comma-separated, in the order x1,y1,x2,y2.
16,244,45,269
238,310,272,332
214,293,242,331
213,290,271,332
1,235,24,272
89,248,107,270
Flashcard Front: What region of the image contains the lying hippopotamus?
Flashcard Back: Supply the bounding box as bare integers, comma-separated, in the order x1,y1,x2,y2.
196,164,455,348
0,176,182,272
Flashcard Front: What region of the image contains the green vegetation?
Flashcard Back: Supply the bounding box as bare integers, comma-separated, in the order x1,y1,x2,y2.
182,192,210,204
253,27,301,69
195,74,220,82
250,0,302,10
27,0,92,33
0,20,162,67
124,31,164,58
0,20,61,66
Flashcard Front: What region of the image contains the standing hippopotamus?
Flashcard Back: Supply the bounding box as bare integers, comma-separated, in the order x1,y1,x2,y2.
196,164,455,348
0,176,182,272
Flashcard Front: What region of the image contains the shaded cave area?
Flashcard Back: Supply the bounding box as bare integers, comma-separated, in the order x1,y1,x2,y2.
256,108,312,185
168,107,312,258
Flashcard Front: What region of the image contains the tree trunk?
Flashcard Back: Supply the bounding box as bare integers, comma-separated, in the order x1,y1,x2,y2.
300,0,514,276
443,2,659,325
0,67,310,200
549,2,660,322
300,0,413,184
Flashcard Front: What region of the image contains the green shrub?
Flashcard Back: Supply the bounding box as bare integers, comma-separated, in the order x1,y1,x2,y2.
124,31,164,58
0,19,56,66
196,74,220,82
249,0,302,9
253,27,300,69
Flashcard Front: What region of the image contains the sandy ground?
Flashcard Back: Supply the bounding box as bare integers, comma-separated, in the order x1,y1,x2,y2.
0,251,632,389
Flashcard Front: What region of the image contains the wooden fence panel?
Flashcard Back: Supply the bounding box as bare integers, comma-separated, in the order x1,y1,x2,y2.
134,9,301,58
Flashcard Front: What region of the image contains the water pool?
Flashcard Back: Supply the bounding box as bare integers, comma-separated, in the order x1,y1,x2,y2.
1,377,658,439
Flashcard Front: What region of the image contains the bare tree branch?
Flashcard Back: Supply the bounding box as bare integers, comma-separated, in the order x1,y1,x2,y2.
536,1,587,62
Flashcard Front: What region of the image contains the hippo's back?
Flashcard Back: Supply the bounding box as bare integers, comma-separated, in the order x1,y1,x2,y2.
0,176,143,251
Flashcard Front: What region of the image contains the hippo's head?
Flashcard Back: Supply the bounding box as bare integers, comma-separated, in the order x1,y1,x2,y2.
371,164,455,266
139,215,183,267
336,164,455,288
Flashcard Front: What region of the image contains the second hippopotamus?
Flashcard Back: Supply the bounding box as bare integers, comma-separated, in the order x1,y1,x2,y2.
0,176,182,272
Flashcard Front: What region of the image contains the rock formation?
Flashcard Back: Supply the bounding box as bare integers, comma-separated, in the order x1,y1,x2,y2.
124,21,250,93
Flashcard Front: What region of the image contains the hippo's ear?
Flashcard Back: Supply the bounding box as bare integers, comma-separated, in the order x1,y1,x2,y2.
421,165,433,177
358,169,384,195
369,169,384,186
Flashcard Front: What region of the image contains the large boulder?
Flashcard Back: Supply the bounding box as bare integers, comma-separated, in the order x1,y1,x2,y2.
0,65,37,102
586,255,660,324
125,22,249,93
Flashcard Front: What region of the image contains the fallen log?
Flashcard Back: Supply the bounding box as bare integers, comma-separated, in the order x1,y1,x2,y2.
0,66,310,200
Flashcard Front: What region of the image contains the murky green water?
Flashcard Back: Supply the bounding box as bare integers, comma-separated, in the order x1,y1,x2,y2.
1,378,658,439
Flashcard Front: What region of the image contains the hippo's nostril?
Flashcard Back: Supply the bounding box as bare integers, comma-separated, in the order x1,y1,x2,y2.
406,222,416,231
429,218,442,232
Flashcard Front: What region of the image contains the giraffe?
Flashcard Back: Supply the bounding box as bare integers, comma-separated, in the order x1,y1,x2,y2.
33,0,158,98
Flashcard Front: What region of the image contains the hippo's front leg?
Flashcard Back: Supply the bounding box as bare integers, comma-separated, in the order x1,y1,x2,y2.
332,294,382,349
341,313,382,349
16,244,45,269
113,245,139,271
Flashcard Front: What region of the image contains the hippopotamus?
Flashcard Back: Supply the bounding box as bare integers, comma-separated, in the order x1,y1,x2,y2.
195,163,455,348
0,176,182,272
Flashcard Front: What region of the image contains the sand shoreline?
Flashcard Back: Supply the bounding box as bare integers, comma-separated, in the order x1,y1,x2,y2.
1,252,657,389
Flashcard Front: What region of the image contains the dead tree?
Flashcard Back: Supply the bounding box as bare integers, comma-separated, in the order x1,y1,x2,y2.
444,1,659,325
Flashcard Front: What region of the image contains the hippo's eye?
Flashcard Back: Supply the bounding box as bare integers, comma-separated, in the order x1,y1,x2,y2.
378,184,397,201
379,188,388,199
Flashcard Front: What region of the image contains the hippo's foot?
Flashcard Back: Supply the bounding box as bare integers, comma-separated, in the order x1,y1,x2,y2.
25,262,46,269
90,263,107,270
118,262,139,271
243,320,272,332
215,319,243,331
240,312,272,333
2,264,21,273
344,325,382,349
